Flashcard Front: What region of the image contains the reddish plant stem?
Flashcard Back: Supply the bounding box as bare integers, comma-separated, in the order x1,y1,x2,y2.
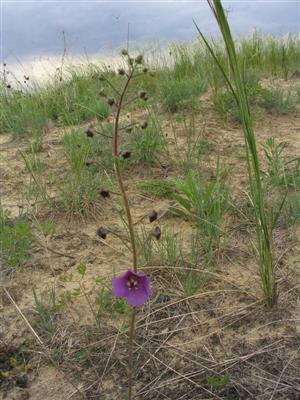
112,65,137,400
128,307,136,400
113,67,138,272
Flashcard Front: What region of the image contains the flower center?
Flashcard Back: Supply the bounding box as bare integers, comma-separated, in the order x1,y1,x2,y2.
126,276,139,290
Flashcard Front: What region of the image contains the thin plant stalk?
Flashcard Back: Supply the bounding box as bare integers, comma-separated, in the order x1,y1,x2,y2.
112,62,138,399
195,0,276,308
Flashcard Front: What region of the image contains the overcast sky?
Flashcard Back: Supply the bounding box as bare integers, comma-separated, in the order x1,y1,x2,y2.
1,1,299,63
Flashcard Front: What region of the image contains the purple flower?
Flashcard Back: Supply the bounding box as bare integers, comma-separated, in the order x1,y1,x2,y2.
112,269,152,307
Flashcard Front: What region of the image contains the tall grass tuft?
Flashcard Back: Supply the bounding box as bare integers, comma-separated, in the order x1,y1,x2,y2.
195,0,277,307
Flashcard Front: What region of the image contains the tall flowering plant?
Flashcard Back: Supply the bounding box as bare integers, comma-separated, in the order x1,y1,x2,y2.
98,50,152,399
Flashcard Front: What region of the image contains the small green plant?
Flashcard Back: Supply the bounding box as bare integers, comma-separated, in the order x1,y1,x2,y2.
160,75,207,112
173,165,228,262
213,73,263,121
207,372,231,391
129,119,166,166
138,180,175,198
263,137,288,185
59,171,103,217
62,130,93,175
32,287,61,338
260,86,298,114
0,210,34,268
95,278,129,320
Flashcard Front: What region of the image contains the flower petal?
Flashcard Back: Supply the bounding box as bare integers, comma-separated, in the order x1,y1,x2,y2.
139,274,152,297
112,274,130,297
127,286,150,307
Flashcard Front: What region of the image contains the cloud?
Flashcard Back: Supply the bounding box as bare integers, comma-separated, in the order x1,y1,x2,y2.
1,0,299,62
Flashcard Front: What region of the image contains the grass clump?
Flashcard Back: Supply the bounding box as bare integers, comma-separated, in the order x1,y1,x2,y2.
160,75,207,113
260,86,299,115
129,119,166,166
173,166,228,262
138,180,175,198
0,208,34,268
32,287,61,339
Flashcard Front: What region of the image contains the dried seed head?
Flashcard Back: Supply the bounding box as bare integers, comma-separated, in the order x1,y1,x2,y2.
149,210,158,223
24,75,30,81
121,150,131,159
135,54,143,64
86,129,94,138
141,121,148,130
6,84,11,89
142,67,148,73
121,49,128,56
153,226,161,240
100,189,110,198
107,97,115,106
138,90,147,99
118,68,126,76
97,226,107,239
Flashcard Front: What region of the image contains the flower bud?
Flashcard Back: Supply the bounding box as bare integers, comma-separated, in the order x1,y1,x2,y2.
153,226,161,240
148,210,158,223
135,55,143,64
121,150,131,159
141,121,148,130
100,189,110,198
97,226,107,239
86,129,94,138
138,90,147,99
118,68,126,76
107,97,115,106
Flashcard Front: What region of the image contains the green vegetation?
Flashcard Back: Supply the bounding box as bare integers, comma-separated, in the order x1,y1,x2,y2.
0,208,34,268
1,6,300,400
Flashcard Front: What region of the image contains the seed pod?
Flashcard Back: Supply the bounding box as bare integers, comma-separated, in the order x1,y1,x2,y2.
148,210,158,223
107,97,115,106
97,226,107,239
121,150,131,159
135,55,143,64
100,189,110,198
118,68,126,76
153,226,161,240
141,121,148,130
86,129,94,138
138,89,147,99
